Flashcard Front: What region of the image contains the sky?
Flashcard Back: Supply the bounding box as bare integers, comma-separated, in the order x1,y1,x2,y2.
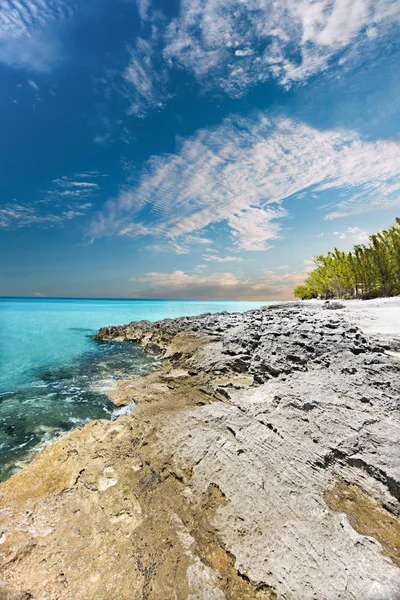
0,0,400,300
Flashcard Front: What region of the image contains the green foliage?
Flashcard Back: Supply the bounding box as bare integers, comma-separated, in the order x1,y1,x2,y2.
294,218,400,300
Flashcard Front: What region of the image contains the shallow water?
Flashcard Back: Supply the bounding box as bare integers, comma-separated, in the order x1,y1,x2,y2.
0,340,159,480
0,297,266,480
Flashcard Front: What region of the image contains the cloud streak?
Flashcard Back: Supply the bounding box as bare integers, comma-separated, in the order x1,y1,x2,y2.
0,202,90,229
90,113,400,251
42,173,101,204
124,24,170,117
0,172,100,230
203,254,242,263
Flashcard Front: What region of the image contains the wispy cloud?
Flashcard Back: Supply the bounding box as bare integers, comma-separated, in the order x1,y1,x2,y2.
129,268,309,300
73,171,105,179
90,113,400,251
332,226,370,242
227,206,286,251
166,234,212,255
43,173,101,203
124,26,170,117
135,0,150,22
0,0,75,70
203,254,242,263
27,79,40,92
0,202,89,229
92,115,135,146
51,178,99,196
325,185,400,219
0,171,100,230
123,0,400,113
0,0,74,40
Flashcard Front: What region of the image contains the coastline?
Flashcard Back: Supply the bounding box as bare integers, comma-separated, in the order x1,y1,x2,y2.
1,299,399,599
0,297,261,481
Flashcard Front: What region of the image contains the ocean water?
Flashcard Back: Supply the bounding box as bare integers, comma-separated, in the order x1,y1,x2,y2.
0,297,266,480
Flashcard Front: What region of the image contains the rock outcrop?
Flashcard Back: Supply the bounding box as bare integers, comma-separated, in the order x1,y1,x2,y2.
1,303,399,599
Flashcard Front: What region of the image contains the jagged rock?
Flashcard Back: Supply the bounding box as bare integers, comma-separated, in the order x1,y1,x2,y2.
324,301,345,310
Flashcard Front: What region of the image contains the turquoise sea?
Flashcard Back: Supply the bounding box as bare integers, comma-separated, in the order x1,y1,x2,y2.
0,297,266,480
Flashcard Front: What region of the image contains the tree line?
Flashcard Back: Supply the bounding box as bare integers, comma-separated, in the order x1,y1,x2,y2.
294,218,400,300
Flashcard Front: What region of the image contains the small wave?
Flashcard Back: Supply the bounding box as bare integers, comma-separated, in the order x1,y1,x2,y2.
68,416,91,426
112,401,136,420
89,377,118,394
0,340,160,481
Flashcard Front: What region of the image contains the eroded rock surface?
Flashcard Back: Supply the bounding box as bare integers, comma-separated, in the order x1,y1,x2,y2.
1,303,399,599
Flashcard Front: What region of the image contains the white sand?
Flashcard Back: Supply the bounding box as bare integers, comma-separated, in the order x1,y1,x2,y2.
304,296,400,340
341,296,400,338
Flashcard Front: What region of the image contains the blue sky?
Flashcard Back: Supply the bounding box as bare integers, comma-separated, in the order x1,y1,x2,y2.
1,0,400,299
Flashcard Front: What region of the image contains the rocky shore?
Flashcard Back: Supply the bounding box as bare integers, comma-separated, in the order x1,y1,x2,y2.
0,301,399,599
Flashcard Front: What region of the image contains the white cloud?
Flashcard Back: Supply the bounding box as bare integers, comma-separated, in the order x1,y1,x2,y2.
350,227,370,242
42,173,101,204
73,171,104,179
332,226,370,243
203,254,242,263
136,0,150,22
129,268,309,300
90,113,400,250
27,79,39,91
124,29,170,117
164,234,212,254
0,0,75,70
0,202,89,229
134,270,240,287
52,179,99,189
325,189,400,219
123,0,400,111
0,171,100,230
227,206,286,251
0,0,73,41
0,30,62,70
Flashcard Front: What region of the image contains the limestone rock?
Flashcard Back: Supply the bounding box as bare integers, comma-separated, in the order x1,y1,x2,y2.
1,303,399,599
